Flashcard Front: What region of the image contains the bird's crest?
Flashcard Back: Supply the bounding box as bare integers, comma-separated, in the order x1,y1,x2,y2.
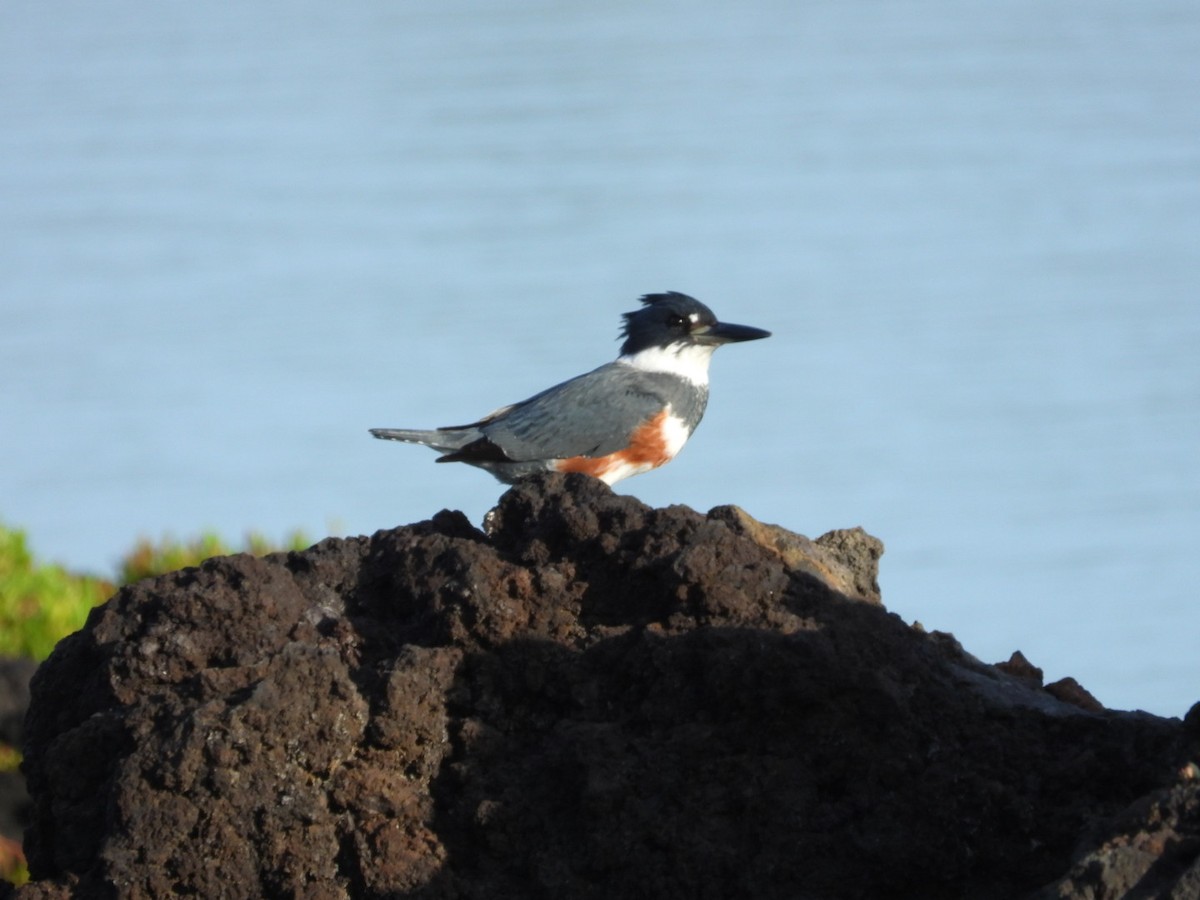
620,291,702,341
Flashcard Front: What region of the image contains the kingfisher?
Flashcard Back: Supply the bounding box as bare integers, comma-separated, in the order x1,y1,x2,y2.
370,291,770,485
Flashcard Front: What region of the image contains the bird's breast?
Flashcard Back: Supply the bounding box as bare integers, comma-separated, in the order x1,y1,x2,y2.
654,409,692,458
554,407,693,485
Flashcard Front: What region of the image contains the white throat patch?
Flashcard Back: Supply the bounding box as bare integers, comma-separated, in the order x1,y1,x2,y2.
618,342,715,387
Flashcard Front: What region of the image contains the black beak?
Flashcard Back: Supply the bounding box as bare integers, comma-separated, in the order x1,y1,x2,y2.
694,321,772,346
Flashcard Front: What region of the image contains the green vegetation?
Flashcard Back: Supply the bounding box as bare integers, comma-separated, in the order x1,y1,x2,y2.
0,521,311,662
0,524,115,660
117,529,311,586
0,837,26,887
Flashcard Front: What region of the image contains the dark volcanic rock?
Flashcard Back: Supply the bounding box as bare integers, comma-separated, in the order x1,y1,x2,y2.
10,474,1196,899
1030,772,1200,899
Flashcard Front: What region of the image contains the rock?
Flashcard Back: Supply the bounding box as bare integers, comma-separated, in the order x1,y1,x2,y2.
9,474,1196,899
996,650,1044,688
1044,676,1105,714
1028,769,1200,898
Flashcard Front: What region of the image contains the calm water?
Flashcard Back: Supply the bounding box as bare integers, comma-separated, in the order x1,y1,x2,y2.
2,1,1198,716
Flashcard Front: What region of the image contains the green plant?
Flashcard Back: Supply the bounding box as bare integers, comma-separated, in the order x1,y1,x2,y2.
1,833,27,887
116,529,311,585
0,521,311,661
0,523,115,660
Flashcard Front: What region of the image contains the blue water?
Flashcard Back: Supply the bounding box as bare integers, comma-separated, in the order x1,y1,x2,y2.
2,1,1198,716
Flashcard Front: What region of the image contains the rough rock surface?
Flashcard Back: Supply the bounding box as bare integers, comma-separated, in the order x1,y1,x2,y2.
8,474,1199,899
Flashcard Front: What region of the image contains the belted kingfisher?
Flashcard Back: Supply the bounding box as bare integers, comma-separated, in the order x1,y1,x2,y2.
370,291,770,485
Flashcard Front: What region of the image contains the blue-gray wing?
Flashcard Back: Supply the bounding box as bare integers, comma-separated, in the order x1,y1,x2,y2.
470,363,674,461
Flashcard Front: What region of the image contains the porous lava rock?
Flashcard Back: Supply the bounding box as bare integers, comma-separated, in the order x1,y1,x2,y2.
8,474,1198,899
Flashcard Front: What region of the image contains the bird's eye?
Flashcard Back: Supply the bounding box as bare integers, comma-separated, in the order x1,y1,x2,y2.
666,314,689,329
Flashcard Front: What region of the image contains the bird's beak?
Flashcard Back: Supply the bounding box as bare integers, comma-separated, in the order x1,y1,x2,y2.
693,321,772,345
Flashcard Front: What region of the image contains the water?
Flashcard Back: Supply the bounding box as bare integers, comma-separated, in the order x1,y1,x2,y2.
2,1,1198,716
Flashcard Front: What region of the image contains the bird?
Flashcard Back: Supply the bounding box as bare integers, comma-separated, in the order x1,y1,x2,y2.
369,291,770,485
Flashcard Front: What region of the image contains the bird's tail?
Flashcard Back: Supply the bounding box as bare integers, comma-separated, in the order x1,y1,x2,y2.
369,427,479,454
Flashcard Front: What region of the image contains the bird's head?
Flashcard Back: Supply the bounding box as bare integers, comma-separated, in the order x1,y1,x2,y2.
620,291,770,356
617,291,771,386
